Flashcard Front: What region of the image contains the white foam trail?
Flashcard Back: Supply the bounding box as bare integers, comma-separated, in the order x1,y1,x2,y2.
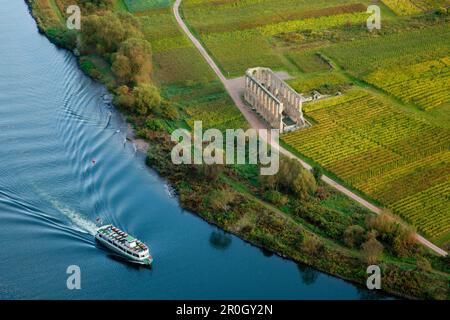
31,184,97,235
49,199,97,235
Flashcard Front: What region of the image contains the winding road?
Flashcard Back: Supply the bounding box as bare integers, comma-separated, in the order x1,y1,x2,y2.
172,0,447,257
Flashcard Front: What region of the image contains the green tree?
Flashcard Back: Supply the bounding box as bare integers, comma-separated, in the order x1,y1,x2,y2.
132,83,161,116
312,165,323,181
81,12,142,57
274,158,317,201
112,37,152,85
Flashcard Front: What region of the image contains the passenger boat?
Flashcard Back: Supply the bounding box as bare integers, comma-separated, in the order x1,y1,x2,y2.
95,225,153,266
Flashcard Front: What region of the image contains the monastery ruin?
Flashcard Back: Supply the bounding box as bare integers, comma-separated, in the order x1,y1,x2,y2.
244,67,308,133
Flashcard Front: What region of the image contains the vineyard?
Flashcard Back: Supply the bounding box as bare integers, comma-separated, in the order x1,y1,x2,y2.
391,180,450,244
364,58,450,111
323,25,450,77
182,0,370,77
382,0,422,15
282,89,450,244
323,25,450,113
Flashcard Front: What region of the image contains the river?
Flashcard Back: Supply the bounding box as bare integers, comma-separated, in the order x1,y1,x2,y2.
0,0,384,299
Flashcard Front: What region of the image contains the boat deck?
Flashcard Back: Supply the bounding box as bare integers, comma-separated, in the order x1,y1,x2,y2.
97,225,148,254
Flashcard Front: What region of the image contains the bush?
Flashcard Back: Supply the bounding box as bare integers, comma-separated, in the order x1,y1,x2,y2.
145,117,164,131
302,235,323,256
312,166,323,181
275,157,317,201
263,190,289,206
46,28,77,49
209,189,235,212
360,231,384,264
197,164,224,182
366,210,416,257
416,257,432,272
161,102,179,120
344,225,366,248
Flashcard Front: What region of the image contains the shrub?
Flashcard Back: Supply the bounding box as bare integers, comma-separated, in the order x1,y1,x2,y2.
312,166,323,181
209,189,235,212
416,257,432,272
145,118,164,131
366,210,416,257
263,190,289,206
344,225,366,248
276,158,317,201
360,231,384,264
302,235,323,256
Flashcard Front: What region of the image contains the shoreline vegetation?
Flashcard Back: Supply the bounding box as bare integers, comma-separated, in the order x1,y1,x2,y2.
26,0,449,299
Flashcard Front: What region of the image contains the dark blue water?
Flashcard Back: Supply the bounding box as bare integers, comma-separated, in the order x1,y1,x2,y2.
0,0,382,299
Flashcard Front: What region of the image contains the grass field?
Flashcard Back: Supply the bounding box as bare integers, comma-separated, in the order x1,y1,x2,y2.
124,0,173,12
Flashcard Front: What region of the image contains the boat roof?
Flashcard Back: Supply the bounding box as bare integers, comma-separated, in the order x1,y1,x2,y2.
97,225,148,253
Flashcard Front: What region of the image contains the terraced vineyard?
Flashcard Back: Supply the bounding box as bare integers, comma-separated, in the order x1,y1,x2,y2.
283,90,450,244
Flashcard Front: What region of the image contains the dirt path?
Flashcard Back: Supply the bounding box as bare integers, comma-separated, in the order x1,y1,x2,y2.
172,0,447,257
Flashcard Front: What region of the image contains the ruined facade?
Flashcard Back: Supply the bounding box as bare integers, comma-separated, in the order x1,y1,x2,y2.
244,67,307,133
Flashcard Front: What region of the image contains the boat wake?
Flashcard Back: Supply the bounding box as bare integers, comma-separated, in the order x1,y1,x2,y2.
49,199,97,235
31,184,98,235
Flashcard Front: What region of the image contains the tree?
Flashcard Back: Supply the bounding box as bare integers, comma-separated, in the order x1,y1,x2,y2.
312,165,323,181
114,85,135,109
112,37,152,85
291,168,317,201
111,54,131,83
366,210,416,257
81,12,142,57
132,83,161,116
273,157,317,201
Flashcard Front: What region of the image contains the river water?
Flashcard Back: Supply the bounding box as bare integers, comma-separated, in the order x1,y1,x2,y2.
0,0,383,299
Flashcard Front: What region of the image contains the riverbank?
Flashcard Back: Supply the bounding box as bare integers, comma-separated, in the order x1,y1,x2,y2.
26,0,449,299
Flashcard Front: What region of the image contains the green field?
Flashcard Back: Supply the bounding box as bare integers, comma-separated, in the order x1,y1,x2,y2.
136,5,248,132
124,0,173,12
